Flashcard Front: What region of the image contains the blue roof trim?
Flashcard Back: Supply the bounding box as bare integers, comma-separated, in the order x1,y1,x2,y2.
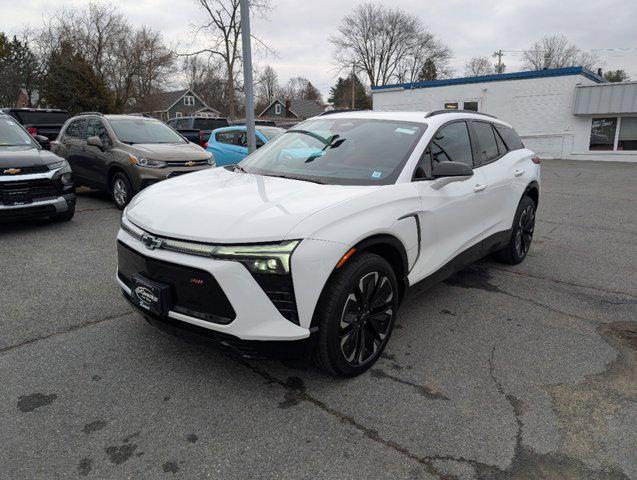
371,67,606,91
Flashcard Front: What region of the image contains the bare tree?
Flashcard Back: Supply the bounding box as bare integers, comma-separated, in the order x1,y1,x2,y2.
255,64,279,108
465,57,493,77
522,35,600,71
189,0,272,118
182,55,228,113
330,2,453,86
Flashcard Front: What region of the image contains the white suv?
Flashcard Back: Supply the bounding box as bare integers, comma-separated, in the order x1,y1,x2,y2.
117,110,540,377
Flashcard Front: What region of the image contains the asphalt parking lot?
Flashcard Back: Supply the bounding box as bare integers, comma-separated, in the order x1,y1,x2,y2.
0,159,635,480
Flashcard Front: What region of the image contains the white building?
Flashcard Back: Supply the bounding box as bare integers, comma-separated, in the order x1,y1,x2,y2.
372,67,637,162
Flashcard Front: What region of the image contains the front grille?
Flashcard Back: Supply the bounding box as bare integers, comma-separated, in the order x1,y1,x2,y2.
252,274,300,325
165,159,208,167
0,165,49,176
0,179,59,203
117,241,236,324
0,204,56,220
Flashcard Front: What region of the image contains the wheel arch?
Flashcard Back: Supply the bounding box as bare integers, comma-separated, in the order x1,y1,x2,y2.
524,180,539,207
309,233,409,330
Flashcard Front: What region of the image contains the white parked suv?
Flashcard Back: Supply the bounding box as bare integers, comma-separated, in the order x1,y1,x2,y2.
117,110,540,377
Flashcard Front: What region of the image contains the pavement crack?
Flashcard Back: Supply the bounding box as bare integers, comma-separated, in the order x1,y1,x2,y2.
487,266,637,299
235,357,492,479
0,310,132,355
370,368,450,400
488,346,524,460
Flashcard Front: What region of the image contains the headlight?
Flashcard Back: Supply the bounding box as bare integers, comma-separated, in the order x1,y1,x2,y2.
48,159,69,170
214,241,299,274
206,154,216,167
129,155,166,169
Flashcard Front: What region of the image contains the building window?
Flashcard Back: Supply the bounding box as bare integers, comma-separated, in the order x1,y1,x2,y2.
275,103,282,115
184,95,195,106
589,117,617,151
463,101,479,112
618,117,637,151
175,112,183,118
444,102,458,110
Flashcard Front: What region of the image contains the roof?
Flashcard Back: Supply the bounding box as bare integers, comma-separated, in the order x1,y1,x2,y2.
372,67,606,92
258,98,326,119
292,109,511,128
136,89,219,114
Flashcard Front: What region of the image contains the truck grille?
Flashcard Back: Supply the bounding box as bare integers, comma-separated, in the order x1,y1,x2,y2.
0,179,58,204
0,165,49,176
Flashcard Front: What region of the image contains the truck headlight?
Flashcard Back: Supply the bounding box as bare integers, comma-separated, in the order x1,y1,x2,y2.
48,159,69,170
214,240,300,274
129,155,166,169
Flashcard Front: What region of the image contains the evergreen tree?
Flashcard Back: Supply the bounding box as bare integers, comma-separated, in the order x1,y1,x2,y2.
603,70,630,83
328,76,371,109
418,58,438,81
41,42,112,113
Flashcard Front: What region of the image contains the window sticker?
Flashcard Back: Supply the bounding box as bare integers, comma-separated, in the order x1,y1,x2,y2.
371,170,382,179
395,127,416,135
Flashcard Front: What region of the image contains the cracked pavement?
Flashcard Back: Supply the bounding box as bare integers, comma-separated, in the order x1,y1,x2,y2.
0,161,635,479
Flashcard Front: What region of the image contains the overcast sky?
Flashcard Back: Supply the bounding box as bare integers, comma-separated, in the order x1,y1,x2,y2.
3,0,637,98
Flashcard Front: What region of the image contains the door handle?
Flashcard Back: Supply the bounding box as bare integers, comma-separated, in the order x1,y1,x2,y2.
513,169,525,177
473,184,487,193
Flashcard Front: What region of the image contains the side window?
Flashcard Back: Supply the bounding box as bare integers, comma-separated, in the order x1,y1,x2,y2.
86,119,111,146
493,125,507,155
237,131,248,147
65,119,86,139
430,121,474,167
256,135,264,148
473,121,500,163
215,131,235,145
494,124,524,151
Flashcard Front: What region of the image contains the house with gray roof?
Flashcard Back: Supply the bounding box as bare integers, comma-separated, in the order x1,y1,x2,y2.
258,98,328,122
137,89,220,121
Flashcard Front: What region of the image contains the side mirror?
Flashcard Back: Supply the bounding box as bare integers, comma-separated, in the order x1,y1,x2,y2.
430,161,473,190
432,161,473,178
87,136,104,150
34,135,50,150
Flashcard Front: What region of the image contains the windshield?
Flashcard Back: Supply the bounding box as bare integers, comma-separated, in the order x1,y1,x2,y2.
239,118,426,185
257,126,285,140
110,118,186,144
0,116,37,148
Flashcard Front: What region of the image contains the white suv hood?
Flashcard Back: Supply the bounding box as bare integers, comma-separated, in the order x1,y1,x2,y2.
125,167,372,243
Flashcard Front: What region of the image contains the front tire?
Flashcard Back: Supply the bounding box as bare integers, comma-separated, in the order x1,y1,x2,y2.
494,196,536,265
313,253,399,377
111,172,132,210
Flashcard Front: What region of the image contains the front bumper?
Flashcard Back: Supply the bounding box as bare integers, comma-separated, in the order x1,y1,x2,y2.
117,228,311,342
133,165,212,190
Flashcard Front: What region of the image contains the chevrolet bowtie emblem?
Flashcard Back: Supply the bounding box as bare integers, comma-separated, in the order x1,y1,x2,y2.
185,161,196,167
3,168,21,175
141,234,163,250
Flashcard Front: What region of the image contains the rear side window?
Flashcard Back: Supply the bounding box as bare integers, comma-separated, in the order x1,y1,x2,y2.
65,119,87,139
429,121,473,166
494,124,524,151
473,121,500,163
216,131,236,145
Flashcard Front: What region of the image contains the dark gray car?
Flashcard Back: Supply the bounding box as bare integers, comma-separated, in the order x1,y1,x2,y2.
52,114,215,209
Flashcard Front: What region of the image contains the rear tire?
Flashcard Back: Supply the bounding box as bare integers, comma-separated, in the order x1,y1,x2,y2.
312,252,399,377
494,196,536,265
111,172,132,210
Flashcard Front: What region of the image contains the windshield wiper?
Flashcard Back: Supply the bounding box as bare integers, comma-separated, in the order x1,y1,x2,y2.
263,173,325,184
234,164,248,173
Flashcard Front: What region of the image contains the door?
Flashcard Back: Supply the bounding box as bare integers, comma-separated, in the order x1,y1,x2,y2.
210,130,242,166
470,121,518,235
84,119,113,188
63,118,89,182
412,121,491,278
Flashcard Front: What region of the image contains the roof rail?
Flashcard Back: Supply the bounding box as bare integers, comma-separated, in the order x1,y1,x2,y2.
425,109,496,119
76,112,104,117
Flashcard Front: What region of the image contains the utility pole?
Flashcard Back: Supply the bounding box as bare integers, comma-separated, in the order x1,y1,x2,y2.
350,65,356,110
240,0,256,153
493,50,504,74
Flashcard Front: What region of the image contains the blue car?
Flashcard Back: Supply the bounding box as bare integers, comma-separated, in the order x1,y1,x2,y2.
206,125,285,166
